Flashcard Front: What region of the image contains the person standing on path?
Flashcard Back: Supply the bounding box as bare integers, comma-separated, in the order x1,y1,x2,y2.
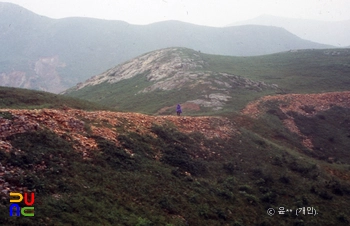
176,104,182,116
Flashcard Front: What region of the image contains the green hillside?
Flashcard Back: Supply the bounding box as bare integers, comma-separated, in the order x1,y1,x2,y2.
0,106,350,225
200,48,350,93
0,3,332,93
0,86,107,110
1,3,350,226
66,48,350,115
1,72,350,225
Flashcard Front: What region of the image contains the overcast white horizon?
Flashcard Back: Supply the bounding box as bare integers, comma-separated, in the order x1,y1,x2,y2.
2,0,350,27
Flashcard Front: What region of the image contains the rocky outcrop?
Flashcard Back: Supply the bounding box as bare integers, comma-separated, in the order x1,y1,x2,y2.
70,48,278,93
33,56,66,93
71,48,206,91
188,93,232,111
66,48,278,110
0,56,66,93
0,71,30,89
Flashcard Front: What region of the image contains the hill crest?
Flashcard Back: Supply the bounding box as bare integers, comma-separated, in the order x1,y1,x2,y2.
65,48,279,113
0,3,332,93
230,14,350,47
242,91,350,149
71,48,206,91
1,89,350,224
65,47,350,115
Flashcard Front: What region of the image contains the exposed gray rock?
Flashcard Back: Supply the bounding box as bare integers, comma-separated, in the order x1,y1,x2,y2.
66,48,279,110
188,93,232,110
72,48,205,91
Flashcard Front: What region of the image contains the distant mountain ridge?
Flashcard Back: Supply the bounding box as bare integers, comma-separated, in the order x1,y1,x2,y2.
0,2,332,93
230,14,350,47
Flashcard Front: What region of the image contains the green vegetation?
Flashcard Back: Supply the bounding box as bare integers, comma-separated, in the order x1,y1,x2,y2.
290,106,350,164
1,47,350,225
1,111,350,225
67,77,226,114
67,48,350,115
1,7,350,225
65,73,181,114
0,3,331,92
200,48,350,94
0,86,108,110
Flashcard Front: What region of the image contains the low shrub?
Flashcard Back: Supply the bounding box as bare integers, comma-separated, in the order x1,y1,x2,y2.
0,111,13,120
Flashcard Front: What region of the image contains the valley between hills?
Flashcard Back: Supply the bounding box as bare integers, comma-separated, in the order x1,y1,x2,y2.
1,27,350,225
1,3,350,225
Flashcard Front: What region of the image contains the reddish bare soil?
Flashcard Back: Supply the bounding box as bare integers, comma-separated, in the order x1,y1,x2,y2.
241,91,350,149
242,91,350,118
0,108,236,156
0,108,238,194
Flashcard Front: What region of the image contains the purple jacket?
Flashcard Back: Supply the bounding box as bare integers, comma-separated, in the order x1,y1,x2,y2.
176,104,182,113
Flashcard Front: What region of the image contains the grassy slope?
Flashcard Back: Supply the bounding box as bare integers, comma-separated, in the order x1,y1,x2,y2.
0,86,108,110
1,51,350,225
1,87,350,225
67,75,229,115
291,106,350,163
1,111,350,225
201,48,350,93
67,48,350,115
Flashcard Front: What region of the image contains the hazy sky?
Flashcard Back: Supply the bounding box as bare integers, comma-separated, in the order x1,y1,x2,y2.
3,0,350,27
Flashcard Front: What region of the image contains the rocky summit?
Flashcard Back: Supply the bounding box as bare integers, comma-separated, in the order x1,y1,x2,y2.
65,47,279,113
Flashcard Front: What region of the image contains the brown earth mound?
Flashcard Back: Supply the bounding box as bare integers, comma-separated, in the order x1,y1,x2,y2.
0,108,236,155
241,91,350,148
0,108,237,195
